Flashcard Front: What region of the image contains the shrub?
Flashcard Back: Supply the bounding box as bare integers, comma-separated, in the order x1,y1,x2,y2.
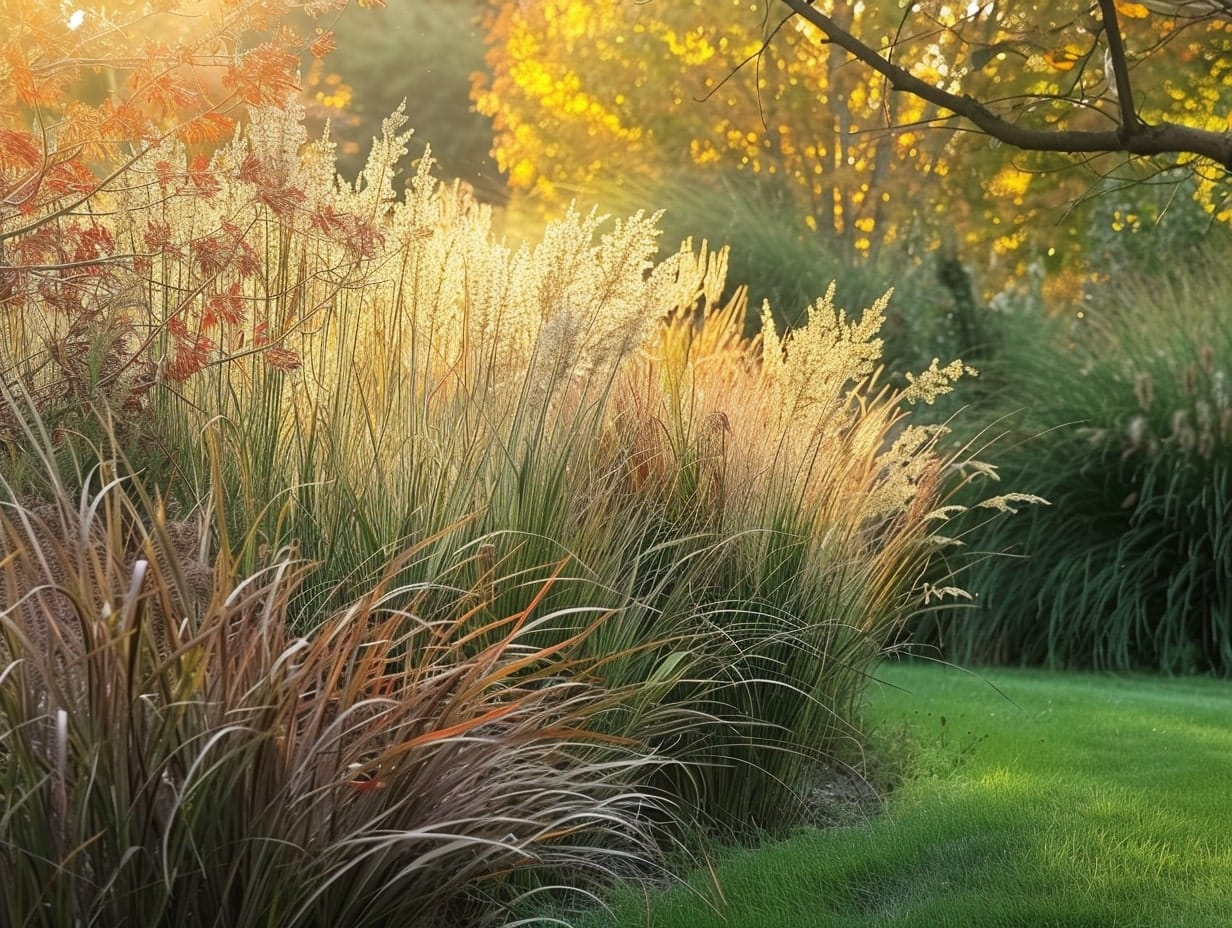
0,0,371,463
918,256,1232,673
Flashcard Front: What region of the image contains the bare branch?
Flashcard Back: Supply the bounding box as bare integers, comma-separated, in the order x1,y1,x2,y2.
776,0,1232,169
1096,0,1139,133
694,10,792,104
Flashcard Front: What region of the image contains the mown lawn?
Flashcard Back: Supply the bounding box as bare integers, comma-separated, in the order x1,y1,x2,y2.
581,662,1232,927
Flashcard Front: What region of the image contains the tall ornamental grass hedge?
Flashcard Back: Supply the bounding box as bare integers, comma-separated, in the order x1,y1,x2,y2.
0,103,1018,924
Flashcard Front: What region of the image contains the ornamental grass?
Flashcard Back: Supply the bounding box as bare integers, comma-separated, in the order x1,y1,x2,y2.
918,257,1232,673
0,397,669,927
0,103,1012,923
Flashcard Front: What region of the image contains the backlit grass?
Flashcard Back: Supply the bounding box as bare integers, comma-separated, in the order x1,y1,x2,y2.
582,662,1232,927
1,102,1011,923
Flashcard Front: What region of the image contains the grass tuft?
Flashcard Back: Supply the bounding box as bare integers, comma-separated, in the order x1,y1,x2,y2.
0,405,669,927
919,255,1232,673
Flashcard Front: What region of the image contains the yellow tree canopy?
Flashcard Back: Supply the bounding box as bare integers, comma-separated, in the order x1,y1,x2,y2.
476,1,1232,279
475,0,943,254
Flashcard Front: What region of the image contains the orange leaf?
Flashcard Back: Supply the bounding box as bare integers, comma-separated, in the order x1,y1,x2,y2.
43,159,96,197
1044,45,1083,71
146,74,200,115
309,30,337,58
177,112,237,145
1114,1,1151,18
0,129,41,171
257,184,307,217
100,100,152,143
187,153,219,197
223,43,300,105
9,54,67,107
58,102,113,162
264,347,302,371
204,282,246,328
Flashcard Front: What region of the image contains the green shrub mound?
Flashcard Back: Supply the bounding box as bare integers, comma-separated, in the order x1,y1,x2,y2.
919,258,1232,673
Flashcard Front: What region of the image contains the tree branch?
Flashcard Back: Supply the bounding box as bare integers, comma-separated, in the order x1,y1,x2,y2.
1096,0,1139,134
776,0,1232,169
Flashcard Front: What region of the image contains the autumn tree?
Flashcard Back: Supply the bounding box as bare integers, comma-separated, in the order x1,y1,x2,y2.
475,0,949,255
476,1,1232,294
776,1,1232,171
774,3,1232,237
0,0,351,227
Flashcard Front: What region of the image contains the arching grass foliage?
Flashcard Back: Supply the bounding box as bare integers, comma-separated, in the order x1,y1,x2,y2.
0,102,1015,924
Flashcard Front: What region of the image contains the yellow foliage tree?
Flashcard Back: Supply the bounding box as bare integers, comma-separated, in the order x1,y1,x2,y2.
476,1,1232,284
474,0,947,255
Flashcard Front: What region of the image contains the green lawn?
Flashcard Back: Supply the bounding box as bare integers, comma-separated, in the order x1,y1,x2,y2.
581,662,1232,927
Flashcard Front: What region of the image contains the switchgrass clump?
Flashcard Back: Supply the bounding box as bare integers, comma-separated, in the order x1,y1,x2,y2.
919,256,1232,673
592,271,990,831
0,415,667,927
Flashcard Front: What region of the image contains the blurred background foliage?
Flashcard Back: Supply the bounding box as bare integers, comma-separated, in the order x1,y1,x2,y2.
916,251,1232,673
470,0,1232,291
302,0,507,201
